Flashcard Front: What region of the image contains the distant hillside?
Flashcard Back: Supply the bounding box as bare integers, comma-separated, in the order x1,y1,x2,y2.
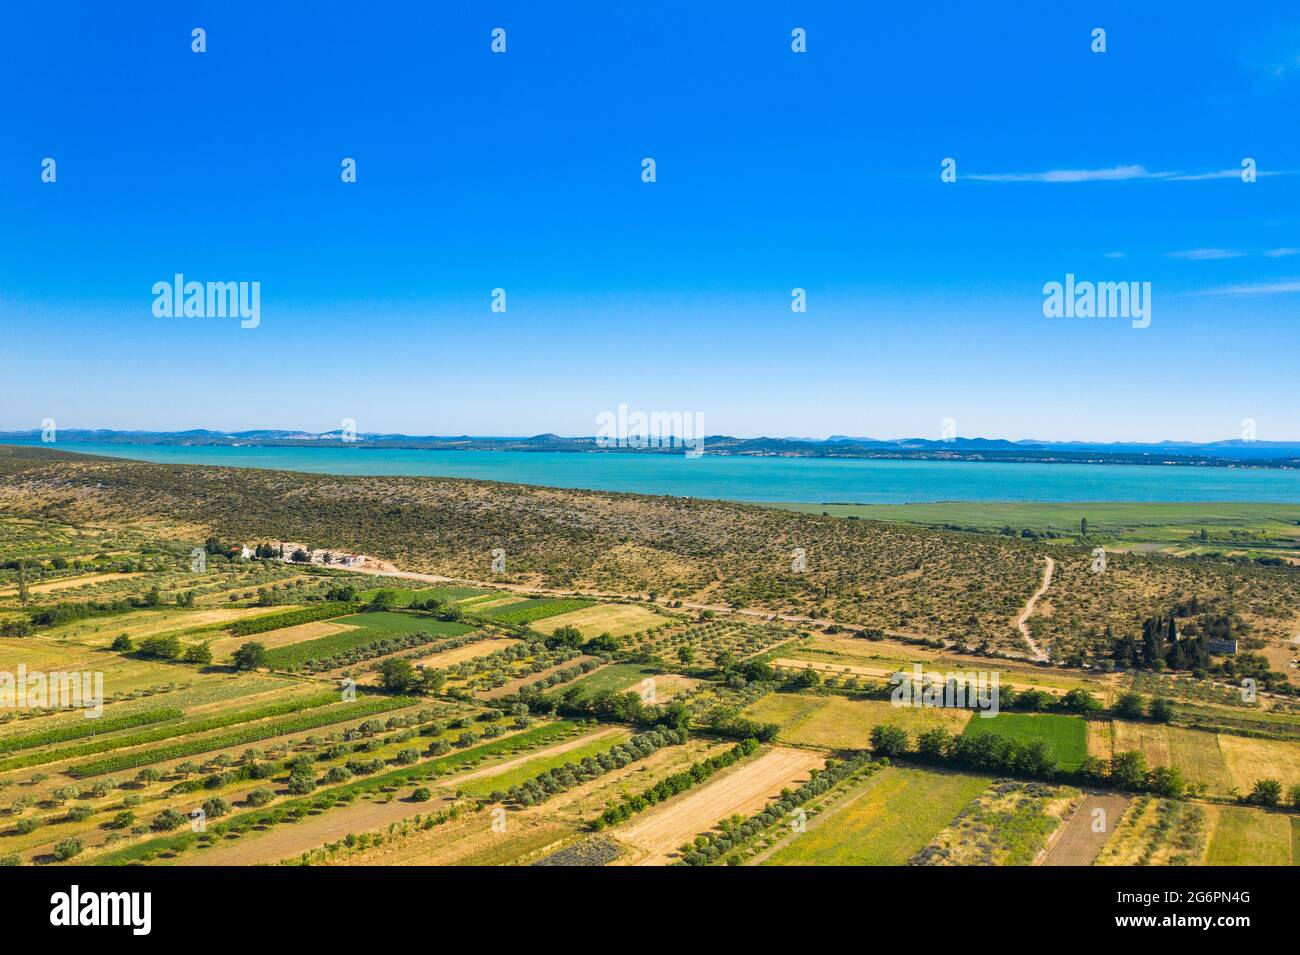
2,429,1298,467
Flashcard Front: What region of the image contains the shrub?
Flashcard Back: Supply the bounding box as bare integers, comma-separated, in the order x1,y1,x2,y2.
52,838,84,861
150,809,187,831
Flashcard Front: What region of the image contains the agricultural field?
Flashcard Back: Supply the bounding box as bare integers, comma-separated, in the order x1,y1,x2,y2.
960,713,1090,771
744,692,973,748
532,602,673,639
0,450,1298,870
608,746,824,865
914,780,1077,865
760,767,991,866
1089,719,1300,796
470,597,595,627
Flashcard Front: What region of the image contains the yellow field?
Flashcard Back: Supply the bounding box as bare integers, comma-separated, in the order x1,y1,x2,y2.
410,637,518,669
1218,734,1300,791
743,692,972,749
42,605,291,648
533,603,672,639
0,571,146,597
207,618,349,661
1112,720,1173,766
1204,804,1293,865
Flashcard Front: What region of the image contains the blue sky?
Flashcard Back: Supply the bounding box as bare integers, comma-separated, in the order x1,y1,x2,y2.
2,2,1298,442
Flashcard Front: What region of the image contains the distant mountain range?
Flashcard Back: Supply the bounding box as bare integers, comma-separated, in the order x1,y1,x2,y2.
3,429,1300,468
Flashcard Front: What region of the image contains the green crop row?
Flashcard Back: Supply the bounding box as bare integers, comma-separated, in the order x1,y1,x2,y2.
475,597,593,626
0,707,183,754
226,602,361,636
67,695,417,777
0,691,342,772
263,620,475,671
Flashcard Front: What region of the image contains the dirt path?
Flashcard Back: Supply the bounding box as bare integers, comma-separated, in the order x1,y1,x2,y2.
1016,557,1053,662
447,727,625,786
1038,792,1128,865
609,746,823,866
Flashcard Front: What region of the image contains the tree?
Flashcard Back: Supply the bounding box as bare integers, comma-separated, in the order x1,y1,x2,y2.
291,549,311,563
110,634,133,652
917,727,952,759
286,768,316,795
137,634,181,660
1080,517,1088,539
1109,750,1148,790
182,643,213,665
1114,692,1146,719
677,645,694,665
1147,697,1175,723
202,797,231,819
15,560,29,607
366,589,400,611
1246,778,1282,807
547,626,583,650
52,838,83,861
1060,688,1102,714
1145,765,1184,798
585,633,620,653
150,809,187,831
869,724,910,757
791,668,820,689
378,658,418,693
231,642,268,671
420,668,447,694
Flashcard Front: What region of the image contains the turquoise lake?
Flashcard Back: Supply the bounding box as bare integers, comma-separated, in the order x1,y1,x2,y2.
13,441,1300,504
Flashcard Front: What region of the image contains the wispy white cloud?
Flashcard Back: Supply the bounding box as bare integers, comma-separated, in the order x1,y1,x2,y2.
1264,247,1299,258
967,164,1292,183
1167,249,1247,260
1103,251,1126,259
1193,278,1300,296
966,165,1165,183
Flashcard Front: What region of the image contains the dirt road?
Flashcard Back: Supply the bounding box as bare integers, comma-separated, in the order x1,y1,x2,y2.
1016,557,1053,662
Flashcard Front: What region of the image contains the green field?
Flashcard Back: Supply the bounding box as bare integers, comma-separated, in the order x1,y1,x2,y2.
358,586,491,606
261,618,475,669
1205,806,1294,865
763,766,990,865
553,663,659,703
961,712,1089,770
475,597,596,626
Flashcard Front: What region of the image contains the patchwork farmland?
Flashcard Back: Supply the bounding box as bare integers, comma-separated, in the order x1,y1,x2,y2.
0,453,1299,870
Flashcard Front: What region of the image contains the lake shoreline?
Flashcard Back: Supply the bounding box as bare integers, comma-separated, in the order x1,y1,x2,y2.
8,441,1300,507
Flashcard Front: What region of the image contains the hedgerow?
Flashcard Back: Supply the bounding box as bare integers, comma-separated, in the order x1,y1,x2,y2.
0,708,183,754
0,692,345,772
226,602,361,636
680,752,877,865
263,622,476,671
502,728,686,807
593,737,759,829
